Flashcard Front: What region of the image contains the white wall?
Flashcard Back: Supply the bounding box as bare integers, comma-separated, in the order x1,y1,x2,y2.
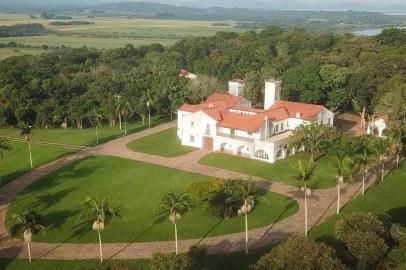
228,81,245,96
180,111,217,148
264,80,282,110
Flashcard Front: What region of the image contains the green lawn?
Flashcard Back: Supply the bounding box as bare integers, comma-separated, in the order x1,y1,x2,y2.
309,162,406,241
7,156,298,243
199,152,336,189
0,116,168,147
0,141,75,187
126,127,197,157
0,259,149,270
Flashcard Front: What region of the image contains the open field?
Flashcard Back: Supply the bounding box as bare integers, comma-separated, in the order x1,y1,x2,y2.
7,156,298,243
0,141,75,187
309,162,406,240
0,116,168,147
0,47,47,60
127,127,197,157
0,13,241,49
199,152,336,189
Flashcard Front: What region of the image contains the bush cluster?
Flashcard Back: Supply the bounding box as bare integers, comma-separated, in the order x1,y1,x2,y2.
150,245,207,270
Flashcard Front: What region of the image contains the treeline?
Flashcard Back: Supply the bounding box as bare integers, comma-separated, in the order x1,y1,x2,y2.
0,27,405,129
0,23,46,37
49,20,94,26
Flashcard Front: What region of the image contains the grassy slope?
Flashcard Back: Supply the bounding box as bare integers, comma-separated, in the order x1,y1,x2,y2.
0,116,168,147
199,152,336,189
126,127,196,157
0,141,75,187
309,162,406,240
7,156,298,243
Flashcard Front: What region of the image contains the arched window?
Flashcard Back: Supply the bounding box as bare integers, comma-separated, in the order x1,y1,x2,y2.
255,149,269,160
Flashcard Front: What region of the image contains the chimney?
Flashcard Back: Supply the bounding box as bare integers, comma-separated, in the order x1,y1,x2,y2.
228,79,245,96
264,80,282,110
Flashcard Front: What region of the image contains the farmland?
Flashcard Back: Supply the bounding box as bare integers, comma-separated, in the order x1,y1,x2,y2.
0,13,242,50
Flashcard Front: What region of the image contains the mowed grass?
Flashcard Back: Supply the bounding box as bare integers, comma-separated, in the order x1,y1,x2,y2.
127,127,197,157
0,116,169,147
199,152,336,189
0,141,75,187
7,156,298,243
309,162,406,240
0,259,149,270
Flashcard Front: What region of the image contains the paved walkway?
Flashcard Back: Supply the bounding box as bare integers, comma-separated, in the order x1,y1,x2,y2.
0,121,397,260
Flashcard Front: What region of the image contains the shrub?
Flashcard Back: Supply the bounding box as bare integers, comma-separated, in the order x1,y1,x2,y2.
207,180,249,218
150,245,208,270
253,235,346,270
150,252,186,270
186,179,225,202
390,224,406,245
335,212,388,242
344,232,388,270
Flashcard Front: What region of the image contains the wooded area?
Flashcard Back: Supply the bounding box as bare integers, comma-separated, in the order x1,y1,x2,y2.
0,27,405,129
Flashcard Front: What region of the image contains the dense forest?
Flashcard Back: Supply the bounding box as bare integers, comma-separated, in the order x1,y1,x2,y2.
0,27,405,129
0,23,46,37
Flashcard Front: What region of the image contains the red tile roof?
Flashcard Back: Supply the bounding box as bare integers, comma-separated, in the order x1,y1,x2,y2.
179,93,325,132
270,100,322,121
229,79,245,84
179,93,243,114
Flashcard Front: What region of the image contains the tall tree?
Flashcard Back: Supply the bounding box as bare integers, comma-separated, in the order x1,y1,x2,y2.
0,138,12,185
159,192,192,254
80,196,117,263
244,71,263,107
297,160,316,236
372,137,391,182
20,124,33,169
289,123,336,163
355,139,376,196
8,210,46,263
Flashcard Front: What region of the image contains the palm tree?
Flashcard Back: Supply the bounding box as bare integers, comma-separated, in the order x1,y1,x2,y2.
93,107,104,144
20,124,33,169
235,181,258,254
331,138,354,214
7,210,46,263
120,100,133,135
355,148,376,196
80,196,117,263
297,160,316,236
159,192,192,254
0,138,12,185
372,137,391,182
388,127,405,169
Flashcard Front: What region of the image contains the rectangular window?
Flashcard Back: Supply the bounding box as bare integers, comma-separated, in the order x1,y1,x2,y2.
287,121,290,127
281,123,284,131
328,118,331,125
190,135,195,143
190,121,194,127
275,125,279,133
205,123,210,135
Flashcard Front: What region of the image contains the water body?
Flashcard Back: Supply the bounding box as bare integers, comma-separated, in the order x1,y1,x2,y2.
353,28,383,36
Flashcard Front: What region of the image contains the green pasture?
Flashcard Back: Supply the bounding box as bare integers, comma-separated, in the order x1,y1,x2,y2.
0,47,47,60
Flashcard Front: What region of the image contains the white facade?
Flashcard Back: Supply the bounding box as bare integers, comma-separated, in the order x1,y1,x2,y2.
177,80,334,163
228,80,245,96
367,117,387,137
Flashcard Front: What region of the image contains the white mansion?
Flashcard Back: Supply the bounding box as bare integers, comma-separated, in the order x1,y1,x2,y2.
177,79,334,163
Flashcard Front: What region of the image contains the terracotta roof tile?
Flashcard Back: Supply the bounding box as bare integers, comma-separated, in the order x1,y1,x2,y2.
270,100,322,120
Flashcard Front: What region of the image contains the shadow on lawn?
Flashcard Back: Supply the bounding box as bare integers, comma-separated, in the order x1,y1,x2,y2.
107,215,167,260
